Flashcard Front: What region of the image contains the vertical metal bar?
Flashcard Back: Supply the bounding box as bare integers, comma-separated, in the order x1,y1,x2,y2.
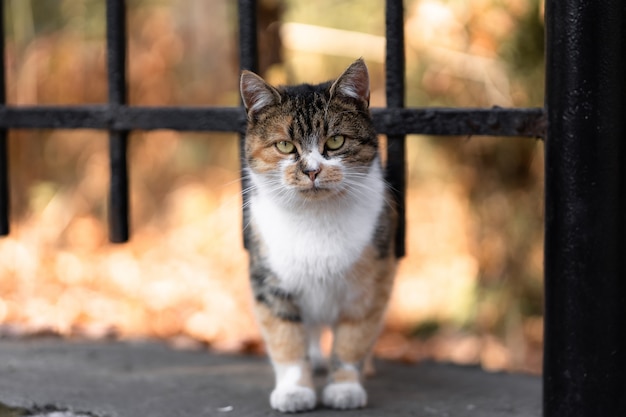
238,0,258,250
106,0,129,243
0,130,7,235
385,0,406,258
544,0,626,416
0,0,9,235
238,0,258,74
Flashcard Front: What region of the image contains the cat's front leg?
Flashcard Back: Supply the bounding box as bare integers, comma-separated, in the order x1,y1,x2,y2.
255,301,316,413
323,293,391,410
322,319,377,410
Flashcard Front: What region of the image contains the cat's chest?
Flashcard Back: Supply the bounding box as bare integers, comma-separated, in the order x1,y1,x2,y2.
250,194,383,287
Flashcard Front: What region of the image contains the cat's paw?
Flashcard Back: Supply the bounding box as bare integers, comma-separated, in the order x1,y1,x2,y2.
270,385,317,413
322,382,367,410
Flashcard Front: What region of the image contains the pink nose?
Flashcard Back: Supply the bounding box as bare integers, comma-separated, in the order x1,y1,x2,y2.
303,168,320,182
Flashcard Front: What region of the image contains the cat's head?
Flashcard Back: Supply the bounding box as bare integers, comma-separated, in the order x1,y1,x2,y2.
240,59,380,206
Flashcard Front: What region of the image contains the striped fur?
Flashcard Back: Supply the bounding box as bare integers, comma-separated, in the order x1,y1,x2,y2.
241,59,397,412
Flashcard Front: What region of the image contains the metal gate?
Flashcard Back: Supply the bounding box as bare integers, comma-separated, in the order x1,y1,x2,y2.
0,0,624,416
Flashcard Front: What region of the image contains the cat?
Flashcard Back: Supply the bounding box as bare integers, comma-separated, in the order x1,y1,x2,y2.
240,58,397,412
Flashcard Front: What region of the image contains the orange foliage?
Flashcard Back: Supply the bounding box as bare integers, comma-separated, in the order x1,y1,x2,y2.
1,0,545,374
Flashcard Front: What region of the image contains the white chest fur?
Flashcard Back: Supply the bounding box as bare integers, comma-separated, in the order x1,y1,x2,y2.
249,163,386,323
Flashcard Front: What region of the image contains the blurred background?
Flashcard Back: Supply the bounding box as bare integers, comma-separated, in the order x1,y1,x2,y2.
1,0,545,373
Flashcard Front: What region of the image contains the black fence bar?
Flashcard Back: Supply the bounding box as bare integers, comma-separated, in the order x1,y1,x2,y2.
385,0,406,258
373,107,545,138
238,0,258,74
0,106,246,132
0,106,545,137
106,0,129,243
544,0,626,416
238,0,258,250
0,130,6,235
109,131,129,241
0,0,8,235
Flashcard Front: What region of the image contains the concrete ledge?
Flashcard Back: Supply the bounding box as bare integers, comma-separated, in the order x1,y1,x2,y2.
0,339,540,417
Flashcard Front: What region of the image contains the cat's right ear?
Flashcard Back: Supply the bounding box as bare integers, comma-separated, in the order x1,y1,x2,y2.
240,71,281,116
329,58,370,108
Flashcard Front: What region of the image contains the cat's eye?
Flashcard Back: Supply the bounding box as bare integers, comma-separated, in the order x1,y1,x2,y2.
275,140,296,154
325,135,345,151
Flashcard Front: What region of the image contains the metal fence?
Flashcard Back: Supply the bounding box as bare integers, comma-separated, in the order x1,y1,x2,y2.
0,0,624,416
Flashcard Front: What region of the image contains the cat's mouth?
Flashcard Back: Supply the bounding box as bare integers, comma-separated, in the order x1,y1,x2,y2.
299,185,326,194
297,183,344,200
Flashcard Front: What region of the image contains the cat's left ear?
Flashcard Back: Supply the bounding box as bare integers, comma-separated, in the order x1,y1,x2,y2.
240,70,281,115
329,58,370,107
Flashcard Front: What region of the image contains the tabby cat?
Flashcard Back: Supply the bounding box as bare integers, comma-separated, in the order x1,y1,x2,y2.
240,59,397,412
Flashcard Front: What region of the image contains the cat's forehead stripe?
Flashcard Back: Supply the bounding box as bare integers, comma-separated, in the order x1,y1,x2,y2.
287,90,328,142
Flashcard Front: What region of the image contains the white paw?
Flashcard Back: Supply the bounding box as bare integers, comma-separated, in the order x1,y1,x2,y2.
270,385,317,413
322,382,367,410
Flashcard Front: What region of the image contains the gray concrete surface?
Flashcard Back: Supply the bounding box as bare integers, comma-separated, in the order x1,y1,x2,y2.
0,338,541,417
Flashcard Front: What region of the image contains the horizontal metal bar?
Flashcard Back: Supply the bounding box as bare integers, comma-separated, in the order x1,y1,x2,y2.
117,107,247,132
372,107,546,138
0,106,113,129
0,106,247,132
0,105,546,137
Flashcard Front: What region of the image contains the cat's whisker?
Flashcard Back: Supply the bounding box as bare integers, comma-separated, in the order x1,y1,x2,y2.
241,217,255,234
241,185,259,196
349,176,400,209
342,179,379,200
220,177,244,189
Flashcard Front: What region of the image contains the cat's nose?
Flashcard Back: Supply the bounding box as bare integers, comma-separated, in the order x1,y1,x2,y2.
303,168,321,182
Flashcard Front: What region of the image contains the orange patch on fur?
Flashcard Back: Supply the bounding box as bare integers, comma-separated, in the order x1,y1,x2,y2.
246,115,293,174
330,244,397,365
248,140,288,174
329,367,360,384
254,301,307,363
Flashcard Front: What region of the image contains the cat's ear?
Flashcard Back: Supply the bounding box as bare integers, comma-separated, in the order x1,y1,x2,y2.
240,71,281,115
329,58,370,107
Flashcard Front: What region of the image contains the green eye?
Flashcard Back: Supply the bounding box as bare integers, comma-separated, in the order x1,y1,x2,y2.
326,135,345,151
276,141,296,154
